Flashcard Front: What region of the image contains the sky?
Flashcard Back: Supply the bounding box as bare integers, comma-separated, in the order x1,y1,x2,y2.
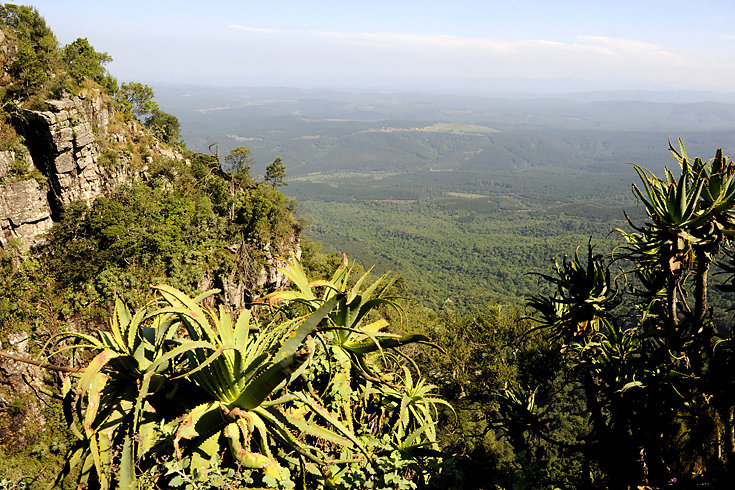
20,0,735,95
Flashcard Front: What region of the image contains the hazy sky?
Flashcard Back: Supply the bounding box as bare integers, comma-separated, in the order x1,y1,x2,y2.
22,0,735,94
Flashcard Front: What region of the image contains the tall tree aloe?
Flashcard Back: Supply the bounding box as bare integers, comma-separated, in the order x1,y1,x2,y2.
524,141,735,487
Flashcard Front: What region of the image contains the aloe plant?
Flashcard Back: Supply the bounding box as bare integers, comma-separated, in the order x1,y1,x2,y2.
267,255,453,457
525,143,735,487
152,284,373,480
268,254,434,372
48,294,202,489
620,140,735,328
528,243,619,344
52,267,450,488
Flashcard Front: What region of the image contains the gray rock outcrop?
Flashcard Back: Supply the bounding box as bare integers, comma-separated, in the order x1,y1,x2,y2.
4,90,186,246
3,90,297,307
0,151,53,248
14,91,126,217
214,240,302,311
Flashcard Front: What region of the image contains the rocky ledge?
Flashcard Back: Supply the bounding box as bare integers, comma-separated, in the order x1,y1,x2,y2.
4,90,184,246
0,151,52,248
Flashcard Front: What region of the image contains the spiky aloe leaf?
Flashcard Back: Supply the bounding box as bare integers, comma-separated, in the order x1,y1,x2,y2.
192,288,221,303
131,372,159,434
182,344,238,401
190,430,220,479
174,402,222,460
78,350,121,399
351,297,400,330
399,422,439,451
83,372,107,437
87,401,109,489
154,285,218,341
232,343,313,410
137,401,159,460
344,334,433,354
119,435,137,490
110,295,131,351
61,375,84,440
292,392,370,459
271,253,319,300
224,421,280,478
275,294,340,360
233,308,252,353
279,409,353,447
49,445,86,490
327,253,350,297
150,310,181,347
79,453,95,488
253,407,327,465
97,428,114,486
146,339,217,376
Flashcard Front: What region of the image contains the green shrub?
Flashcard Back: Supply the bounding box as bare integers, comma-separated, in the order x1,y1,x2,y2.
98,147,118,169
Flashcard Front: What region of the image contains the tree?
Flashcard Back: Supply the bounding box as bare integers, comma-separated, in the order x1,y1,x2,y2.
116,81,157,120
61,37,112,84
116,82,180,144
264,156,286,187
0,4,59,95
224,146,253,183
524,140,735,487
144,108,180,144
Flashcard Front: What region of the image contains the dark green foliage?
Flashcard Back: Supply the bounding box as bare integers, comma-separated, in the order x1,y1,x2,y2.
116,81,157,119
38,155,298,310
413,304,586,488
61,37,112,85
298,196,623,309
43,184,219,298
0,243,45,340
519,142,735,487
116,81,181,143
0,4,58,96
232,184,295,247
264,156,286,187
0,4,119,107
144,107,180,143
224,145,253,183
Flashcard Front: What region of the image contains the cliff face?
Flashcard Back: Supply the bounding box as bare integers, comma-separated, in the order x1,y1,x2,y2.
3,89,299,308
17,94,114,216
214,239,302,311
3,89,184,247
0,151,52,248
0,16,303,475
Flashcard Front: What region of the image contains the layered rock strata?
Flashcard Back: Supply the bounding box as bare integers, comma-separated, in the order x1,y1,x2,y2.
0,151,52,248
14,92,124,218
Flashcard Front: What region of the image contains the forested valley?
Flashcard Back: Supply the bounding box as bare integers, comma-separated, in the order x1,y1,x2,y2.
3,4,735,489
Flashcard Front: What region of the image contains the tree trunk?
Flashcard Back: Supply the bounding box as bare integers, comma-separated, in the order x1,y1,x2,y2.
694,251,709,330
667,276,679,327
691,250,711,375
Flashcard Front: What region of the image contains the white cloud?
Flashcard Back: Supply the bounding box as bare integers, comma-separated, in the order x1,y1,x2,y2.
227,26,685,64
577,36,685,62
216,25,730,91
227,25,283,34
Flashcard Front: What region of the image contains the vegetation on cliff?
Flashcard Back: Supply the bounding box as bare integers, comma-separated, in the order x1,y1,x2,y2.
0,6,309,486
3,4,735,490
